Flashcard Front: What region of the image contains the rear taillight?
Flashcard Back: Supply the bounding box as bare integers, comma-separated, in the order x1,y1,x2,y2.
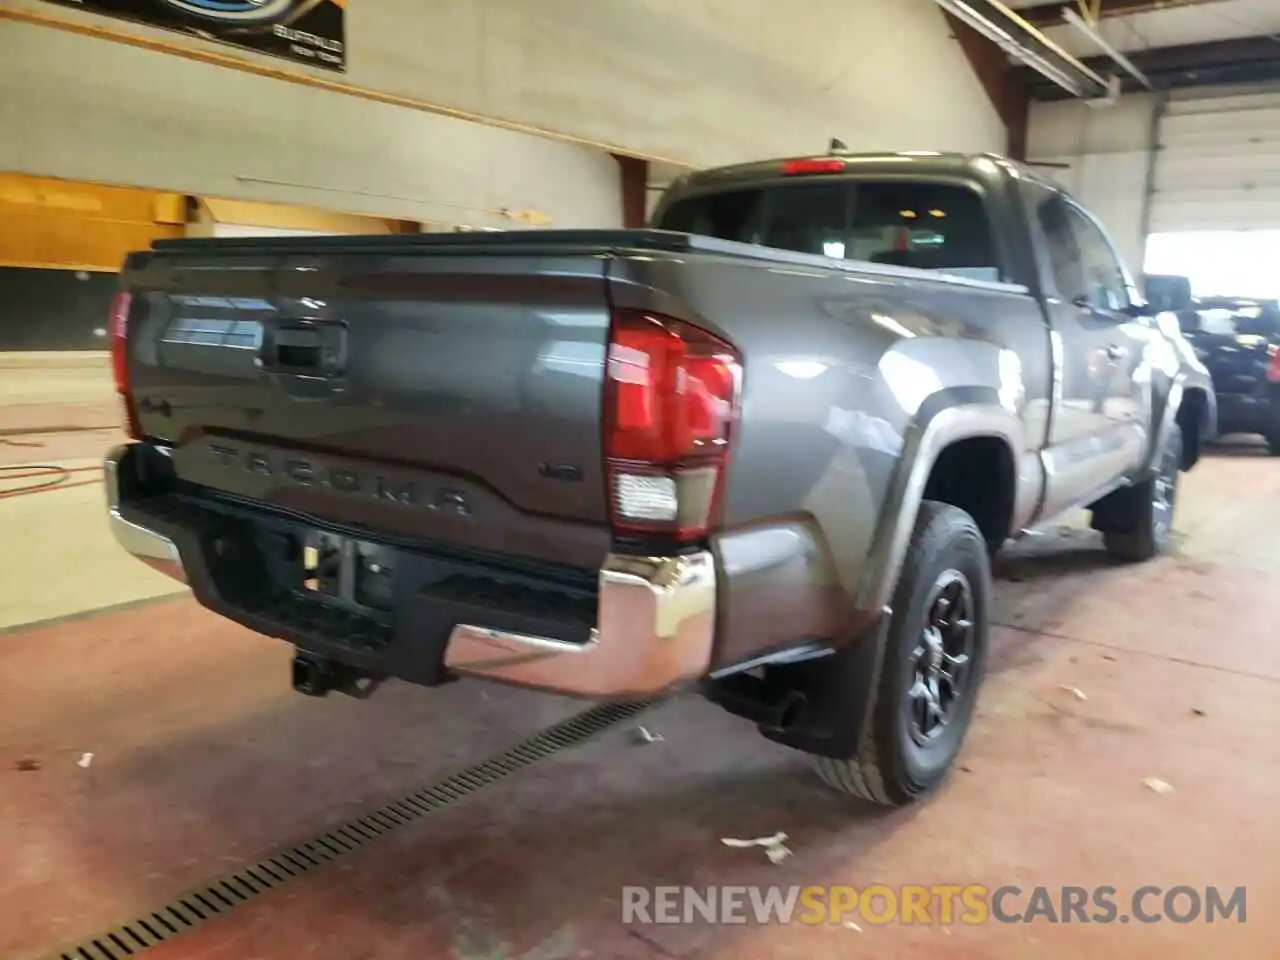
1267,346,1280,383
109,291,141,439
603,310,742,542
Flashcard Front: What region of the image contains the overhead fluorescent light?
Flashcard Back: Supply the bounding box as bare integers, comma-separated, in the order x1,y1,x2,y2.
1062,7,1154,90
935,0,1109,98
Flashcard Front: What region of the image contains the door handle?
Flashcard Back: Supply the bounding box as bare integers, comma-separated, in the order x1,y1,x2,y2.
1104,343,1128,363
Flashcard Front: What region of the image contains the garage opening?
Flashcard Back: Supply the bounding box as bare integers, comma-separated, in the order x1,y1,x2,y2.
1145,230,1280,299
1144,88,1280,298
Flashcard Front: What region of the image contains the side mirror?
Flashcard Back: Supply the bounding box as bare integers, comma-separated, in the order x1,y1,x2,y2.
1143,274,1194,314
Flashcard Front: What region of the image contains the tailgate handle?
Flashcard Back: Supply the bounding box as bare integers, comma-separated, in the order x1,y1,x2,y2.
259,321,347,377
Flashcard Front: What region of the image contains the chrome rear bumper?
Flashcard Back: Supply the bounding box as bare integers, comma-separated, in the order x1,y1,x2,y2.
104,449,187,585
443,552,716,698
104,444,716,698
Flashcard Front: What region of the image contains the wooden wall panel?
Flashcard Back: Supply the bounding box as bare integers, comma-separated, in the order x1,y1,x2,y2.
0,173,184,271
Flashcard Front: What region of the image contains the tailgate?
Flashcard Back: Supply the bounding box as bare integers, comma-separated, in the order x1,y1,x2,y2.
122,241,614,565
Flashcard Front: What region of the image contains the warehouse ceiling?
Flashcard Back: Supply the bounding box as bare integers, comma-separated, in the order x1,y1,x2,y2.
1004,0,1280,98
1010,0,1279,53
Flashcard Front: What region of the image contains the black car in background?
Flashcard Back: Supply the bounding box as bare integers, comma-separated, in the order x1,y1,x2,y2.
1178,297,1280,453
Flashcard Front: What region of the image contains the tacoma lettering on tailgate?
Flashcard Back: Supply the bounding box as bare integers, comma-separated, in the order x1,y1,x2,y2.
207,443,473,515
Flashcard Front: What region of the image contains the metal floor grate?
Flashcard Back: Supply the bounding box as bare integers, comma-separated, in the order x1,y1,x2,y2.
47,700,653,960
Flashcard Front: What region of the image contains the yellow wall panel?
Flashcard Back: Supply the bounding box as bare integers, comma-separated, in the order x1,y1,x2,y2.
0,172,185,270
200,197,399,234
0,211,181,271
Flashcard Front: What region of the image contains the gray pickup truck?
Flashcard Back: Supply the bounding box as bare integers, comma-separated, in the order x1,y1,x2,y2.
104,150,1214,807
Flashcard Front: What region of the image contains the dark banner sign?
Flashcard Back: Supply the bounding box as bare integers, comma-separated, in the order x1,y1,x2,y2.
43,0,346,71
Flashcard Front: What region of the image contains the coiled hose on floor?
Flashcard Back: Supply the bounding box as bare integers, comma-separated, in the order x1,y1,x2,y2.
0,464,102,500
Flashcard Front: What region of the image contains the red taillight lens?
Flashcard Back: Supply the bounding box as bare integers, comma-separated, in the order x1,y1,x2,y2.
604,310,741,541
781,158,846,175
109,291,141,439
1266,345,1280,383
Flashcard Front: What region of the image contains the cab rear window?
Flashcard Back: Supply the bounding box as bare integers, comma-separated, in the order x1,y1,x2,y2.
656,180,1001,283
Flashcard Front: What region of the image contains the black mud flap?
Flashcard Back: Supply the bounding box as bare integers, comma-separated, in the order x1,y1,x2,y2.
755,615,890,760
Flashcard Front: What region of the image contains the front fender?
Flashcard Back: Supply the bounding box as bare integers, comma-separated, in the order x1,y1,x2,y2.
1138,332,1218,477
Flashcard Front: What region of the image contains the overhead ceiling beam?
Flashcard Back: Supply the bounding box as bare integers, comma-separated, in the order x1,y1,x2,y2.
934,0,1111,99
1018,0,1235,30
1061,7,1154,89
1022,34,1280,98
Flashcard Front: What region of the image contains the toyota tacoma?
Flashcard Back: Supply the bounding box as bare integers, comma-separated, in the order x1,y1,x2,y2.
103,150,1215,806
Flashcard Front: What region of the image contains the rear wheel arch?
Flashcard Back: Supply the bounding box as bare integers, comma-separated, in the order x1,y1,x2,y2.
922,435,1018,556
854,401,1025,616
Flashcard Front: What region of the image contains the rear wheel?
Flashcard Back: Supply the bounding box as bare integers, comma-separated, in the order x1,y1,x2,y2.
1264,390,1280,455
1264,423,1280,456
810,501,990,806
1101,424,1182,562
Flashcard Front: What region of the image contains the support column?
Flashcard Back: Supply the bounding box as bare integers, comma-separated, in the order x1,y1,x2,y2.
612,154,650,229
1137,92,1169,272
943,12,1032,160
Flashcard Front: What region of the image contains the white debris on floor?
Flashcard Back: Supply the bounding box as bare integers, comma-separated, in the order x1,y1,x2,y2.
721,832,792,864
1142,777,1175,794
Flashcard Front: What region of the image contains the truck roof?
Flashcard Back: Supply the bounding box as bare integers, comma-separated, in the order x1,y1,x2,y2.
670,150,1055,194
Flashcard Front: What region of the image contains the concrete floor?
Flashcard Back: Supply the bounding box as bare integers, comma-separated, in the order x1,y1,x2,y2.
1,359,1277,958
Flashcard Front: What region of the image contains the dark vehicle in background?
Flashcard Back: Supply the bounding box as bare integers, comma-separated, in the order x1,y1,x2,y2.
104,150,1215,809
1177,297,1280,452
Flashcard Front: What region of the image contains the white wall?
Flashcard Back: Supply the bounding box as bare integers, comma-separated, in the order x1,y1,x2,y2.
0,19,624,231
330,0,1005,166
1027,94,1159,277
2,0,1004,210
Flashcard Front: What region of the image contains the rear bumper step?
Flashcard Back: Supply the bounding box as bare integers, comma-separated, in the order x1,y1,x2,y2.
444,553,714,698
106,457,187,586
105,443,716,698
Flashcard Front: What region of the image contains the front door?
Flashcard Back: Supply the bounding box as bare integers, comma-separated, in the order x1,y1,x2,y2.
1060,200,1152,472
1028,187,1145,520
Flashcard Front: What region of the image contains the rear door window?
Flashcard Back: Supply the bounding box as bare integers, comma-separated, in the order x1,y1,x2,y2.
1191,304,1280,338
1031,187,1134,312
1033,192,1087,305
657,180,1001,283
1063,205,1131,312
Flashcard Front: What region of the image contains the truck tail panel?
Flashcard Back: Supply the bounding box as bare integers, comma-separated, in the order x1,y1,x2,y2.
118,245,615,568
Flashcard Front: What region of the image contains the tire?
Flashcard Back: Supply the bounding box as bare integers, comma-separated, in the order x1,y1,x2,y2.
1265,392,1280,455
811,501,990,806
1102,424,1182,563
